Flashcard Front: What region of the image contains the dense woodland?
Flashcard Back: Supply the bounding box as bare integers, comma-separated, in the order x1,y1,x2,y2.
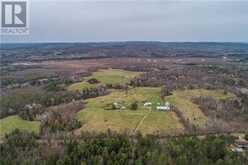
0,130,248,165
0,85,107,119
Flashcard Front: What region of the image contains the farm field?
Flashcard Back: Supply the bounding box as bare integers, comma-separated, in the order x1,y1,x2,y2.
67,81,97,91
137,111,184,135
0,115,40,136
76,87,185,135
165,89,236,127
76,87,236,134
0,87,235,136
67,69,142,91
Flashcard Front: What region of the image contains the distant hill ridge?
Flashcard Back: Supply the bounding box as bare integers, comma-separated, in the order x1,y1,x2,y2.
1,42,248,63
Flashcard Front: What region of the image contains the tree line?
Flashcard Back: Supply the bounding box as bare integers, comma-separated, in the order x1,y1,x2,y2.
0,86,107,119
0,130,247,165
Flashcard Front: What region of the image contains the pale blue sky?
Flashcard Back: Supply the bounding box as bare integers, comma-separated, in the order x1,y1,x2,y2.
1,0,248,43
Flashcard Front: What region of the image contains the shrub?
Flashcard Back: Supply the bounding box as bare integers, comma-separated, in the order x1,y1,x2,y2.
245,133,248,141
130,101,138,110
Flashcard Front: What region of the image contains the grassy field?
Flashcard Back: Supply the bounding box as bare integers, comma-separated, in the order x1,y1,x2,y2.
172,89,235,100
76,87,184,135
0,115,40,136
165,89,236,127
76,87,236,134
88,69,142,85
138,111,184,135
67,81,97,91
0,87,235,136
77,109,146,133
67,69,142,91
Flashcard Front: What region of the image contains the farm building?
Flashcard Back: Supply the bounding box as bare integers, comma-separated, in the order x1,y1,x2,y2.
144,102,152,107
156,102,171,111
113,102,122,109
230,138,248,153
234,139,248,149
112,102,126,110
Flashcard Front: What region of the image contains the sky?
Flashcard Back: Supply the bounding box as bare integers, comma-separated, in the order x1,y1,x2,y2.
1,0,248,43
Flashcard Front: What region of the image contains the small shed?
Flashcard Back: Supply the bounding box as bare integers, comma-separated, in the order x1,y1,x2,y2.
144,102,152,107
113,101,127,110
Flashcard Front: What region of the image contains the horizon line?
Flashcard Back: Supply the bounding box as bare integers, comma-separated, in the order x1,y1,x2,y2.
2,41,248,44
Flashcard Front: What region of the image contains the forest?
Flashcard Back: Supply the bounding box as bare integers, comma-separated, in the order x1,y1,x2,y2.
0,130,248,165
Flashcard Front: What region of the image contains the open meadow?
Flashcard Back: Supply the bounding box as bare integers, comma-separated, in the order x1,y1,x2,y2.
76,86,236,135
0,115,40,136
67,69,142,91
165,89,236,127
76,87,185,135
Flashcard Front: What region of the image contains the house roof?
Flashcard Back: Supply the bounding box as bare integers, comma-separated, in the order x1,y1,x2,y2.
235,140,248,146
156,106,170,110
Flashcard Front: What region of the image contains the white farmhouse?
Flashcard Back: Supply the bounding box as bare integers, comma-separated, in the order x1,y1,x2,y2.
156,102,171,111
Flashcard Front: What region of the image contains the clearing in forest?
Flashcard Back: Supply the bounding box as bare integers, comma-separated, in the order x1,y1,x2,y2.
67,69,142,91
76,87,236,134
76,87,184,135
0,115,40,136
165,89,236,127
